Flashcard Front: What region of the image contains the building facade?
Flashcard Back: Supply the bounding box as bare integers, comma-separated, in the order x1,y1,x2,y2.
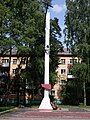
0,48,80,102
0,56,27,77
52,48,81,100
0,47,28,78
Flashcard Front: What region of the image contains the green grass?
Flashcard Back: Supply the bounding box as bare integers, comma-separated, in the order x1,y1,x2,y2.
58,105,90,108
0,106,15,112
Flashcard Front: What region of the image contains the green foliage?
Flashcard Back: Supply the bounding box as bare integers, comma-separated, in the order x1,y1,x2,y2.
0,0,63,98
0,106,14,112
51,18,61,38
71,63,88,82
0,73,9,99
50,18,62,73
64,0,90,85
62,62,88,105
49,72,57,84
64,0,90,59
61,80,79,105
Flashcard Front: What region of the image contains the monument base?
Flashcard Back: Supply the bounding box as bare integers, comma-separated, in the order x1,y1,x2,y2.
39,96,53,112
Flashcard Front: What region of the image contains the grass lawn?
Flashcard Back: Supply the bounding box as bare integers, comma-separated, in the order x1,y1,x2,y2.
58,105,90,109
0,106,15,112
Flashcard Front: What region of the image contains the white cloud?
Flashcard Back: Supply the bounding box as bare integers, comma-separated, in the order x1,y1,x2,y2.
52,4,66,13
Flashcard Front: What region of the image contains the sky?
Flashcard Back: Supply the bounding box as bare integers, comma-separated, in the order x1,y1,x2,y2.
49,0,66,44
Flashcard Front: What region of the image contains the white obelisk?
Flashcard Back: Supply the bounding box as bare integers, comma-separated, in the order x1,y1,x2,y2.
39,12,53,110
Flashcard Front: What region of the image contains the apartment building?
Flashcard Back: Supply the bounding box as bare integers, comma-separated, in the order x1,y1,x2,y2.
0,48,80,101
0,48,27,78
52,48,80,100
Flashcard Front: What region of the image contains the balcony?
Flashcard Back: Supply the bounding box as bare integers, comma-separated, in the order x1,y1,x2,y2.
60,75,67,81
67,74,75,79
1,63,9,67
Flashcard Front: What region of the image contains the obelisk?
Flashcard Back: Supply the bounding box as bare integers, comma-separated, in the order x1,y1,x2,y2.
39,12,53,111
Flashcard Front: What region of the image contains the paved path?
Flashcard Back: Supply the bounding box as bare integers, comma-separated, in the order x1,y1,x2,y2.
0,107,90,120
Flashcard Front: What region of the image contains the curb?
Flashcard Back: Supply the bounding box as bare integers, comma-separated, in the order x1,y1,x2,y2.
0,107,18,115
83,108,90,112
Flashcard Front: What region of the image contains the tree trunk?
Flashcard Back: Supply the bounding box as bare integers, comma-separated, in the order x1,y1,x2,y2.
23,79,26,106
16,85,20,107
83,81,86,106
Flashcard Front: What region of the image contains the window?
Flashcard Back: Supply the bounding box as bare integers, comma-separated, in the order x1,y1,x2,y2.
70,59,77,64
61,69,66,74
70,59,73,64
61,59,65,64
74,59,77,63
13,59,17,64
12,69,16,74
21,58,26,64
2,59,9,63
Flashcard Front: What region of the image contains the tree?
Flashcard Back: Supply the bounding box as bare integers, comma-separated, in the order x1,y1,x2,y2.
64,0,90,105
62,63,88,105
0,0,63,104
71,63,88,105
64,0,90,61
61,79,80,105
0,72,9,106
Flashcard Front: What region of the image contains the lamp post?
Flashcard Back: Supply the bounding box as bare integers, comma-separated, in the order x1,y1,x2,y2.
39,1,53,111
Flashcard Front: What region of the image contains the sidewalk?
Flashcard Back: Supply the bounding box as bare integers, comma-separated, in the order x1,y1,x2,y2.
0,106,90,114
0,107,90,120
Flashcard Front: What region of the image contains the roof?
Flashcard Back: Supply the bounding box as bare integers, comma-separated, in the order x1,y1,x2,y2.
0,47,17,56
0,47,72,57
58,48,72,56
